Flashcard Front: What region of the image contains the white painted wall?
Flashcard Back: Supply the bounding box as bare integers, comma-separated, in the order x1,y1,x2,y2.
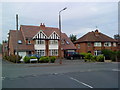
18,52,26,61
49,45,58,49
34,44,46,50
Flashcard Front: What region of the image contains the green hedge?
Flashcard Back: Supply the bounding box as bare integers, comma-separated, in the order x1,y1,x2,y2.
39,56,50,63
50,56,56,63
39,56,56,63
80,53,104,62
23,56,30,63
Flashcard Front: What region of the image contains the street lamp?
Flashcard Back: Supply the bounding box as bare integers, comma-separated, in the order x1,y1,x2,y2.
59,7,67,64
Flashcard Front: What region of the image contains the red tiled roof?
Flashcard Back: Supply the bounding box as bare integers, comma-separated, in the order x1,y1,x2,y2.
9,30,34,51
9,24,76,51
61,33,76,50
74,30,117,43
20,25,60,39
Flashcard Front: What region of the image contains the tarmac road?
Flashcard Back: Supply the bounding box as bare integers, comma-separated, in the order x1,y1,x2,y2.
1,59,119,88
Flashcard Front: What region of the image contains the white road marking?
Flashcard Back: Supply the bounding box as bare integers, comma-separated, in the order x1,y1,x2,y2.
112,69,120,72
70,77,93,88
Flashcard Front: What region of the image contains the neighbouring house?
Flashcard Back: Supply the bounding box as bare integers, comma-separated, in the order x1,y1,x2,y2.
74,29,118,56
8,23,76,60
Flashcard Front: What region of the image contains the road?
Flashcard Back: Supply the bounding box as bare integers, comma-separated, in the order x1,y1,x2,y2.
1,59,119,89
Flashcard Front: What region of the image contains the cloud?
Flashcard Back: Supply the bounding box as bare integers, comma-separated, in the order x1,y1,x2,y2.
1,2,118,43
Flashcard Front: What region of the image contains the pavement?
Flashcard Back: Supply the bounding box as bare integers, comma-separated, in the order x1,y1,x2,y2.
1,59,120,89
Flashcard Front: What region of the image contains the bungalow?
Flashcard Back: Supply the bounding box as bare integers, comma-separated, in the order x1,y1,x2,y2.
8,23,76,59
74,29,118,56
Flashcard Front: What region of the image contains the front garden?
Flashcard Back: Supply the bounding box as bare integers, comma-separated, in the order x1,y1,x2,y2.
3,55,56,63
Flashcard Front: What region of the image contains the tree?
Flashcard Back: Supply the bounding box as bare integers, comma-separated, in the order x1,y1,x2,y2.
2,40,8,43
114,34,120,40
69,34,77,43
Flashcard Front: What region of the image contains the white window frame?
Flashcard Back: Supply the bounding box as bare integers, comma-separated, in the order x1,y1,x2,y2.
94,42,101,47
36,50,45,56
104,42,111,47
49,40,58,45
113,42,117,47
94,50,102,56
28,40,31,44
36,40,45,45
49,49,58,56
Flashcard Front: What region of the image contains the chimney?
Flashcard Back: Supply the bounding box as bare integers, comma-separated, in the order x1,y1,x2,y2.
95,29,99,33
40,23,45,29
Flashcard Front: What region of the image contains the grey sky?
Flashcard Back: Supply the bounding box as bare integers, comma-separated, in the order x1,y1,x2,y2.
1,1,118,43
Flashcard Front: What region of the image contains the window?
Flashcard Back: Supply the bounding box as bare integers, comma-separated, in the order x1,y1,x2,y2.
113,42,116,47
94,50,102,56
36,40,45,44
78,44,80,49
49,49,58,56
28,40,31,44
50,40,58,45
104,42,111,47
94,42,101,47
36,50,45,56
87,42,91,47
18,40,22,44
66,40,70,44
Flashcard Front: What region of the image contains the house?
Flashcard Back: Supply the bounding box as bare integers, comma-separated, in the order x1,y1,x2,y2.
8,23,76,60
74,29,118,55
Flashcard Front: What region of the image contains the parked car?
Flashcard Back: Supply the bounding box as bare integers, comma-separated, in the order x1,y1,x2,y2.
27,54,41,59
65,52,83,60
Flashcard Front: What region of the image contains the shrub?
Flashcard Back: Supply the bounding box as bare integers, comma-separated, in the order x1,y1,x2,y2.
101,49,112,60
50,56,56,63
39,56,50,63
30,56,37,59
91,55,97,62
23,56,30,63
3,55,22,63
84,53,93,62
80,53,87,59
96,55,104,62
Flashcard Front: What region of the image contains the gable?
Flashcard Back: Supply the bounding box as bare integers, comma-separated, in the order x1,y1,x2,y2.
33,30,47,39
49,31,60,39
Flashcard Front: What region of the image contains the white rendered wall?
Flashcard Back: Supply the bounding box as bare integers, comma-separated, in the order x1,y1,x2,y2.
34,44,46,50
49,44,58,49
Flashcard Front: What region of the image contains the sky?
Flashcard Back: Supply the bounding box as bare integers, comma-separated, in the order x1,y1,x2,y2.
0,0,119,43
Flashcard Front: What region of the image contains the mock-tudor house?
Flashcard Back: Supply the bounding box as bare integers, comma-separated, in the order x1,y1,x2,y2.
74,29,118,56
8,23,76,59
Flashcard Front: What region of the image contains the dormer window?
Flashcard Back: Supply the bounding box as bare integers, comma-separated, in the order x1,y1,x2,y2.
66,40,70,44
18,40,22,44
28,40,31,44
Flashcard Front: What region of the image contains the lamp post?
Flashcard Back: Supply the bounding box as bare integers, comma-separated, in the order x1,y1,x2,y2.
59,7,67,64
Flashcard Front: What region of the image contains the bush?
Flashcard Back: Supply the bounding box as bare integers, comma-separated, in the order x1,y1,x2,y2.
80,53,87,59
91,55,97,62
23,56,30,63
3,55,22,63
39,56,50,63
50,56,56,63
96,55,104,62
30,56,37,59
84,53,93,62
